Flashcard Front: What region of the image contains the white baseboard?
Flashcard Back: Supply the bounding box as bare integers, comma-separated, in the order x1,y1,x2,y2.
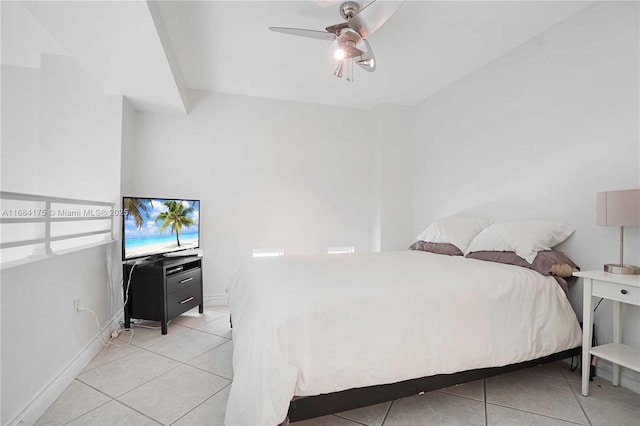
204,293,228,306
594,358,640,394
9,310,123,426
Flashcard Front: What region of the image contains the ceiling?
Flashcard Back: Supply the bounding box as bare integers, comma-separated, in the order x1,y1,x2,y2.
4,1,593,112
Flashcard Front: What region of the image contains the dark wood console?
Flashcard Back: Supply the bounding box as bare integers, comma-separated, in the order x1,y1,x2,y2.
123,256,203,334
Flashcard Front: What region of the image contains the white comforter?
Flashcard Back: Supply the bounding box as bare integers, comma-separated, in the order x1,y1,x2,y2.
225,251,582,425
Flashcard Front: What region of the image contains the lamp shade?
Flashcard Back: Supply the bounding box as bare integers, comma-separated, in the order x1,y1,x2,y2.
596,189,640,226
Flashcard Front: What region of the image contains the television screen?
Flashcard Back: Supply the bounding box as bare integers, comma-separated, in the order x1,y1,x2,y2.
122,197,200,261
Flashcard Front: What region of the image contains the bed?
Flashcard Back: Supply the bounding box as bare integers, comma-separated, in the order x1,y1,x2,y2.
225,249,582,425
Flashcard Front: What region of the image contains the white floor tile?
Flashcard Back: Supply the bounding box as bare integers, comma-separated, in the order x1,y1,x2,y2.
384,391,485,426
35,380,110,426
569,376,640,426
295,414,363,426
486,403,580,425
78,349,179,397
172,307,226,329
486,371,588,425
145,326,228,362
439,379,485,402
337,400,391,426
116,321,188,348
36,346,640,426
523,361,570,381
560,362,583,383
208,305,231,314
118,364,230,425
66,400,160,426
187,340,234,379
81,341,141,373
197,315,232,339
173,385,231,426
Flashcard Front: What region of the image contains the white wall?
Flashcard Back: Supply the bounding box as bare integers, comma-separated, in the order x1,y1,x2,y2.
37,54,122,201
412,1,639,387
1,65,41,192
122,91,377,300
371,104,414,251
1,54,124,423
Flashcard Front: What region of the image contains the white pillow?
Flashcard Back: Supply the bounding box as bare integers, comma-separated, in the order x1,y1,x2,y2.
465,221,575,263
415,216,493,253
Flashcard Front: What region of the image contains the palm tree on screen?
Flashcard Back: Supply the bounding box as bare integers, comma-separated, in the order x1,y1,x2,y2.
155,200,196,246
124,198,152,230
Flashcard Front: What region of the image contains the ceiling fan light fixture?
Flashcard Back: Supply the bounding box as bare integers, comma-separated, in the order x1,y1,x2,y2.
334,61,344,78
269,0,405,79
357,57,375,68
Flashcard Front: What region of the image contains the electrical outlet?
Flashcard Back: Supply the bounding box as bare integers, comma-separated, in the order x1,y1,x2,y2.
73,298,81,312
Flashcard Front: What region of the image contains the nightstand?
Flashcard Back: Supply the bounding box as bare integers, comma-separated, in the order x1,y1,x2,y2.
123,256,203,335
574,270,640,396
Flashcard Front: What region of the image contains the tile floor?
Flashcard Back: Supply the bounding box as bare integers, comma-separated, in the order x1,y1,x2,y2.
37,306,640,426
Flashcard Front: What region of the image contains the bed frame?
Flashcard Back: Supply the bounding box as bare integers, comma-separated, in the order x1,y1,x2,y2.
287,347,580,422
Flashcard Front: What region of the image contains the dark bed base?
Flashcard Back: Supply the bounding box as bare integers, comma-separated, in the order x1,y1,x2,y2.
287,347,580,422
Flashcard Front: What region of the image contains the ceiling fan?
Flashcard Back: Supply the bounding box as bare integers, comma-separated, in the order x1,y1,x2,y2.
269,0,405,80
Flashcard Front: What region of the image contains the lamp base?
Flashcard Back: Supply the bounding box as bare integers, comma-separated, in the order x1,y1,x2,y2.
604,263,640,275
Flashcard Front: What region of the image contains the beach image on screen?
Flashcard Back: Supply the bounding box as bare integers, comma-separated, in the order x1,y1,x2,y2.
123,198,199,259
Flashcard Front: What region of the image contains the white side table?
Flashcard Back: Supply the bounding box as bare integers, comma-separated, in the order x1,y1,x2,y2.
574,270,640,396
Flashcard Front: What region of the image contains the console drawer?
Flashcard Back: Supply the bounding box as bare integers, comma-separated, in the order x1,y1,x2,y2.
593,281,640,305
167,285,202,319
167,268,201,295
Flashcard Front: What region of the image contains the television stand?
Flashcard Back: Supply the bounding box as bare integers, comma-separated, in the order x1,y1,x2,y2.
123,256,203,334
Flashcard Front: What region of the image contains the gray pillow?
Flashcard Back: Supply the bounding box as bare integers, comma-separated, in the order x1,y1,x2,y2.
410,241,463,256
465,250,579,277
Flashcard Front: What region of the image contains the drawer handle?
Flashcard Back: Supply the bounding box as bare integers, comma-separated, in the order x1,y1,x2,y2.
179,277,194,284
180,296,195,305
621,289,628,295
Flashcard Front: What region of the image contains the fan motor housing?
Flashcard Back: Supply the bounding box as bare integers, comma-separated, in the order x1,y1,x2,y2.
340,1,360,20
339,28,362,44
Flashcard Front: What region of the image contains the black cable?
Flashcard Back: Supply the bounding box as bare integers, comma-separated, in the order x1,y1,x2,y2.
593,297,604,312
570,300,604,375
570,355,578,371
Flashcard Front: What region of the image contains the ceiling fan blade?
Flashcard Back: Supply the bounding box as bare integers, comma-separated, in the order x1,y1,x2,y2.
269,27,336,41
356,39,376,72
347,0,405,38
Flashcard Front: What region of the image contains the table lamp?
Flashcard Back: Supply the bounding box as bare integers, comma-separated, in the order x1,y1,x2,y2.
596,188,640,275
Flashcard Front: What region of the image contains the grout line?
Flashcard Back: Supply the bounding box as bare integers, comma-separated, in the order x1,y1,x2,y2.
53,311,233,426
73,378,116,400
179,339,232,363
78,343,142,374
333,413,369,425
78,353,185,401
380,399,394,425
184,361,234,382
483,380,488,426
60,390,112,425
168,383,232,426
564,371,593,426
436,389,484,403
101,399,164,425
485,402,588,425
177,315,230,329
112,362,183,399
112,353,229,425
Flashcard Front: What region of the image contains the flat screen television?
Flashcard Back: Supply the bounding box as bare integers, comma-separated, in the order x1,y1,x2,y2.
122,197,200,261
